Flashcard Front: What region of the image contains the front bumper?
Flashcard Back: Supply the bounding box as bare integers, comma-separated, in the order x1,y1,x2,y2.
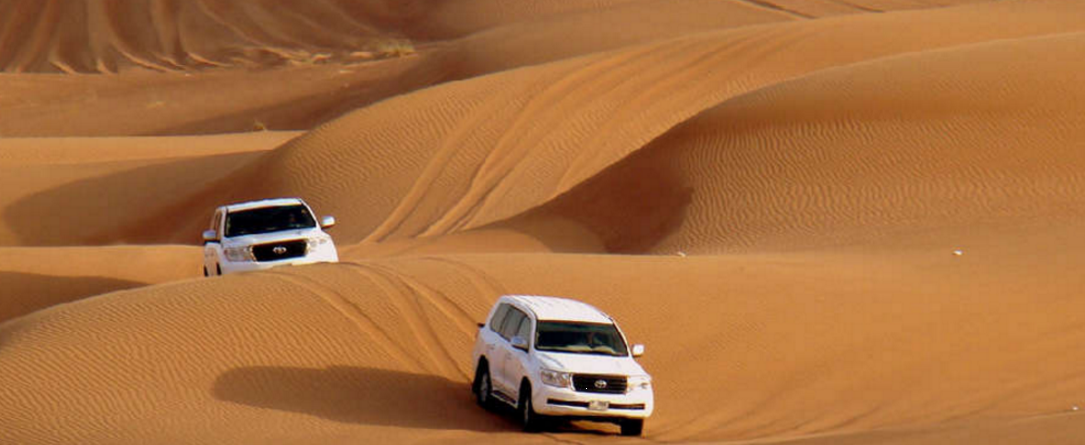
533,384,653,419
219,248,339,274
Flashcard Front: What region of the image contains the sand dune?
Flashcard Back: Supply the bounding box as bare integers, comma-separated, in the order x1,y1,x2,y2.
45,0,1078,248
3,0,1085,444
3,243,1085,443
514,32,1085,253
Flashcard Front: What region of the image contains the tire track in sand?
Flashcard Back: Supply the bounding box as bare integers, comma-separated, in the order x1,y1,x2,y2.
265,270,426,372
342,261,486,380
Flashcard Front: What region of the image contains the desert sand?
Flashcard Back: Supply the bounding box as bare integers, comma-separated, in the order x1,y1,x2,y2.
3,0,1085,444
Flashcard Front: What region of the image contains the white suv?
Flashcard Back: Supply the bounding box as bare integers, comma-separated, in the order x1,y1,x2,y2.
202,198,339,276
471,295,654,436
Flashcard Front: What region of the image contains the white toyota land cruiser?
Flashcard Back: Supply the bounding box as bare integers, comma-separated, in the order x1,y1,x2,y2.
471,295,653,436
202,198,338,276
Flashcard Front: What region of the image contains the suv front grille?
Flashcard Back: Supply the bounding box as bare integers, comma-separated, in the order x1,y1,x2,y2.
252,240,307,262
572,374,627,394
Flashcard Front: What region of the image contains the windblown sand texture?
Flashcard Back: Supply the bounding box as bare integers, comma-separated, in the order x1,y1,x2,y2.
3,1,1085,444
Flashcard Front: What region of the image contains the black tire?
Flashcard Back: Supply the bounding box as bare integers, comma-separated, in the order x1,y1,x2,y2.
620,419,644,437
519,383,546,432
216,264,222,276
203,267,209,277
474,364,494,410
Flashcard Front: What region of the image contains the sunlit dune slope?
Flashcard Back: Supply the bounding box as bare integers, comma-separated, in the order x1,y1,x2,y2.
3,240,1085,443
510,32,1085,254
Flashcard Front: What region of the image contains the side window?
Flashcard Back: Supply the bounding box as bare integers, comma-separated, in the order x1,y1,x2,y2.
500,308,525,341
515,315,532,347
488,304,510,333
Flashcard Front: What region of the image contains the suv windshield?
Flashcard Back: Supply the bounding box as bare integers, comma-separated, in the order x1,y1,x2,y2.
535,321,629,357
225,205,316,237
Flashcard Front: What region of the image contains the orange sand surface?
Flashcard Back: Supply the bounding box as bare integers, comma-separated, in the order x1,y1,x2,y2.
3,1,1085,444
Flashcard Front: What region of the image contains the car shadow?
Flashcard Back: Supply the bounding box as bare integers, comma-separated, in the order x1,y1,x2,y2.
212,365,628,436
212,365,518,431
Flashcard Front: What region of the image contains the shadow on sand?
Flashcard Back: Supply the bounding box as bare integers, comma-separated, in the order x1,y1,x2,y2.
212,365,517,431
212,365,625,435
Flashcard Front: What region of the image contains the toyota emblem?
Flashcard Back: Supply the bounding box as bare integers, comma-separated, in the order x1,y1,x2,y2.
273,246,287,255
594,379,607,389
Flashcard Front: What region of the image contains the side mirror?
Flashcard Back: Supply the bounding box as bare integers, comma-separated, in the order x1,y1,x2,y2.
320,216,336,229
631,344,645,358
510,336,529,352
202,230,218,244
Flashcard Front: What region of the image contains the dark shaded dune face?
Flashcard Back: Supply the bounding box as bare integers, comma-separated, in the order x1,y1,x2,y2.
498,141,696,254
0,271,145,322
3,151,264,246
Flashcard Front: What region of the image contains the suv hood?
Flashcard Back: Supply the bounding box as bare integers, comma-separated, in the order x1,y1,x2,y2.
535,351,648,376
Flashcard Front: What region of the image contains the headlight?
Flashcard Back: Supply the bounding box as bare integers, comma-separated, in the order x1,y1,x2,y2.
224,246,253,262
627,375,651,393
539,369,572,388
307,235,331,252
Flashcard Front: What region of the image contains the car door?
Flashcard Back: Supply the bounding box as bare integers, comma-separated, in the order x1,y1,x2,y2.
492,307,526,398
478,303,509,390
502,311,534,397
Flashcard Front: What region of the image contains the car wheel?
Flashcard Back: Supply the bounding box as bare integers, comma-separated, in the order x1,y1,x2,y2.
620,419,644,437
203,267,209,277
474,364,494,410
216,264,222,276
519,383,546,432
